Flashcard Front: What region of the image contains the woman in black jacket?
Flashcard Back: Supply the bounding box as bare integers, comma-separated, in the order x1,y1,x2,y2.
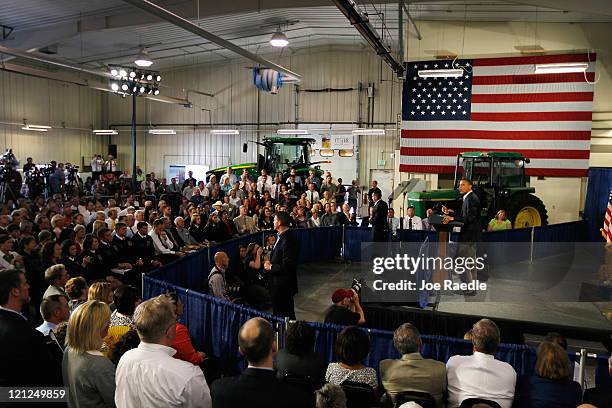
61,239,88,278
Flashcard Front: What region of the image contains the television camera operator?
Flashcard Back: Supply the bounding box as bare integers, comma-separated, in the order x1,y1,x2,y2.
0,149,22,203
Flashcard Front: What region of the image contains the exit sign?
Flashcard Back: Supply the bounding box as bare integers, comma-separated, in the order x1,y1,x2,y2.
377,159,386,166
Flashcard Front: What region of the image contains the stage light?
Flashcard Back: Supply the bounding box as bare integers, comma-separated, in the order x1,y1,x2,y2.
129,71,136,78
134,48,153,67
534,62,588,74
210,129,240,135
146,74,153,81
132,85,138,93
270,28,289,47
119,69,127,78
111,82,119,91
121,84,129,91
352,128,385,135
140,86,146,93
418,69,463,78
156,75,161,82
110,68,118,77
154,89,160,95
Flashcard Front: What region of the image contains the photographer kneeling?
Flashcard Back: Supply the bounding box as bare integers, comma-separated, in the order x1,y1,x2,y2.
323,288,365,326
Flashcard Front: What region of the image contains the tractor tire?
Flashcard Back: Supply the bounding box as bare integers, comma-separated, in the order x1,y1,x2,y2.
505,193,548,228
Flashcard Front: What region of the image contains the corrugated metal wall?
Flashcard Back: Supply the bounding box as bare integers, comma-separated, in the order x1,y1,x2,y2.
106,48,402,184
0,70,107,167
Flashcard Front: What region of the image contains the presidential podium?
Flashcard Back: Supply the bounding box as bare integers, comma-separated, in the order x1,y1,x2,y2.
427,213,463,284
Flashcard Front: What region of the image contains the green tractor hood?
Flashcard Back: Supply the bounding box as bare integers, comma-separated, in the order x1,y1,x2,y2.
407,189,461,218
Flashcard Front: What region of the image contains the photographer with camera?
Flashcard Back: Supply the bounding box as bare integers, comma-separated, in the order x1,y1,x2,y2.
323,287,365,326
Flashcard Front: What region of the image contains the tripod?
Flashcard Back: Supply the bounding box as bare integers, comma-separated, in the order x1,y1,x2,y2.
0,179,19,204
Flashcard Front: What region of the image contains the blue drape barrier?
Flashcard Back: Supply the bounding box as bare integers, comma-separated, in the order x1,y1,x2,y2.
144,221,592,378
584,167,612,241
595,355,612,388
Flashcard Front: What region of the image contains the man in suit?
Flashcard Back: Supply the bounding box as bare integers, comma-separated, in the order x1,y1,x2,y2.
380,323,446,407
443,178,482,284
263,212,298,319
211,317,311,408
370,190,389,242
0,269,58,387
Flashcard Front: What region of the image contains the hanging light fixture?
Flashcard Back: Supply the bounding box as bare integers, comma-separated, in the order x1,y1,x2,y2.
269,27,289,48
134,48,153,67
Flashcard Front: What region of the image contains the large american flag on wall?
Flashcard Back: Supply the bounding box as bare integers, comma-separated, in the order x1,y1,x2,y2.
400,53,595,177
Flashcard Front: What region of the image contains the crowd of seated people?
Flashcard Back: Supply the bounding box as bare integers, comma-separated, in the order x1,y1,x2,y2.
1,266,610,408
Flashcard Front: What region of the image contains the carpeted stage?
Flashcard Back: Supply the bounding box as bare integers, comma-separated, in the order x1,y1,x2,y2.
294,260,612,350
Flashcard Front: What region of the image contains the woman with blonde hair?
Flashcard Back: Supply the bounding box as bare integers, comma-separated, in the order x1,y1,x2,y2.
62,300,116,407
515,341,582,407
88,282,114,309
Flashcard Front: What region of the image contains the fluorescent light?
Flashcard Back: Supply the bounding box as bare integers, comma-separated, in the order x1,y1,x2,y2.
534,62,588,74
22,126,48,132
270,28,289,47
26,124,51,129
352,128,385,136
134,48,153,67
210,129,239,135
93,130,118,135
277,129,309,135
418,69,463,78
149,129,176,135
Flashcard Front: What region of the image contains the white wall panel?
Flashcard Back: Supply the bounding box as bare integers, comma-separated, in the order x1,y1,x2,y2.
0,70,106,167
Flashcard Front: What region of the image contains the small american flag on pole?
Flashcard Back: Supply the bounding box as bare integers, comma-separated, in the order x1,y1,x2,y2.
602,189,612,243
401,53,595,177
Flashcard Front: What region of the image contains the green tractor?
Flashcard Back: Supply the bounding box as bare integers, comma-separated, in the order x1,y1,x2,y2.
408,152,548,228
206,137,328,181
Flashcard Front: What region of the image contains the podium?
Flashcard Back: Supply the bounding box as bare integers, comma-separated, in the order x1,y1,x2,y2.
427,214,463,284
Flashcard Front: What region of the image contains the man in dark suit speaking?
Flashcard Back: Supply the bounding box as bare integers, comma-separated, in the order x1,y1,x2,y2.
443,178,482,285
264,211,298,319
370,190,389,242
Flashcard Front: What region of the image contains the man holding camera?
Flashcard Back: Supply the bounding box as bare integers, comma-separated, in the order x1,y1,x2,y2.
323,288,365,326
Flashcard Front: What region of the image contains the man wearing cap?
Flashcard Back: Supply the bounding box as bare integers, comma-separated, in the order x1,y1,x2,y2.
323,288,365,326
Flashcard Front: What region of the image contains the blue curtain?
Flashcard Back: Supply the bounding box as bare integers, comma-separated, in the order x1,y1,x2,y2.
584,167,612,241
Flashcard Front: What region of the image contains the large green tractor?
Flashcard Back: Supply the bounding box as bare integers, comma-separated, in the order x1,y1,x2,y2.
206,137,327,181
408,152,548,228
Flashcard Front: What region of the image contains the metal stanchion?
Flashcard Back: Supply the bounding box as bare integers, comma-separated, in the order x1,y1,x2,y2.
341,224,346,261
529,226,535,263
577,348,587,389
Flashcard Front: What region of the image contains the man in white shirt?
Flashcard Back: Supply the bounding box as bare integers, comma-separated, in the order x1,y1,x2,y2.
115,295,211,408
387,208,400,237
36,295,70,335
256,173,272,195
404,206,423,231
305,183,320,205
0,235,23,270
446,319,517,408
219,167,237,186
149,220,182,258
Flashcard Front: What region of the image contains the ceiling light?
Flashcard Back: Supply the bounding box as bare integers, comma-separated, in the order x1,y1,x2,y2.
129,71,136,78
270,28,289,47
418,69,463,78
22,126,48,132
111,82,119,92
93,129,118,135
156,75,161,82
25,124,51,129
148,129,176,135
210,129,240,135
119,69,127,78
110,68,118,77
134,48,153,67
277,129,309,135
154,89,160,95
352,128,385,135
534,62,588,74
121,84,129,91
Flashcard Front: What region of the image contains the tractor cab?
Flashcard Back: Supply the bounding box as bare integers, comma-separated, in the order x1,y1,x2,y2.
263,137,314,178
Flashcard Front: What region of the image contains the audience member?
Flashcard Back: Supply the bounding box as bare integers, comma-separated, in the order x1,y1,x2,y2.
165,291,206,365
211,317,311,408
43,264,70,298
446,319,516,408
104,285,141,351
63,300,116,408
275,320,327,388
65,276,89,311
208,251,229,299
487,210,512,232
405,206,423,231
515,341,582,408
315,383,347,408
115,295,211,407
380,323,446,407
325,326,378,390
36,294,70,335
324,288,365,326
109,328,140,366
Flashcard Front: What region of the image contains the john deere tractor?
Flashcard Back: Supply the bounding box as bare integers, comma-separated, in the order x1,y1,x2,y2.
207,137,327,181
408,152,548,228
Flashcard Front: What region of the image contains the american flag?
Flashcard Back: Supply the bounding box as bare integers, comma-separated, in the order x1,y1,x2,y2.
400,54,595,177
603,189,612,243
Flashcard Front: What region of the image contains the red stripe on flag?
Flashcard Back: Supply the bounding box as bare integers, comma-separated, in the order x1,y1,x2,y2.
473,53,596,67
472,72,595,85
471,111,592,121
472,92,594,103
398,164,588,177
400,147,590,160
401,130,591,141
